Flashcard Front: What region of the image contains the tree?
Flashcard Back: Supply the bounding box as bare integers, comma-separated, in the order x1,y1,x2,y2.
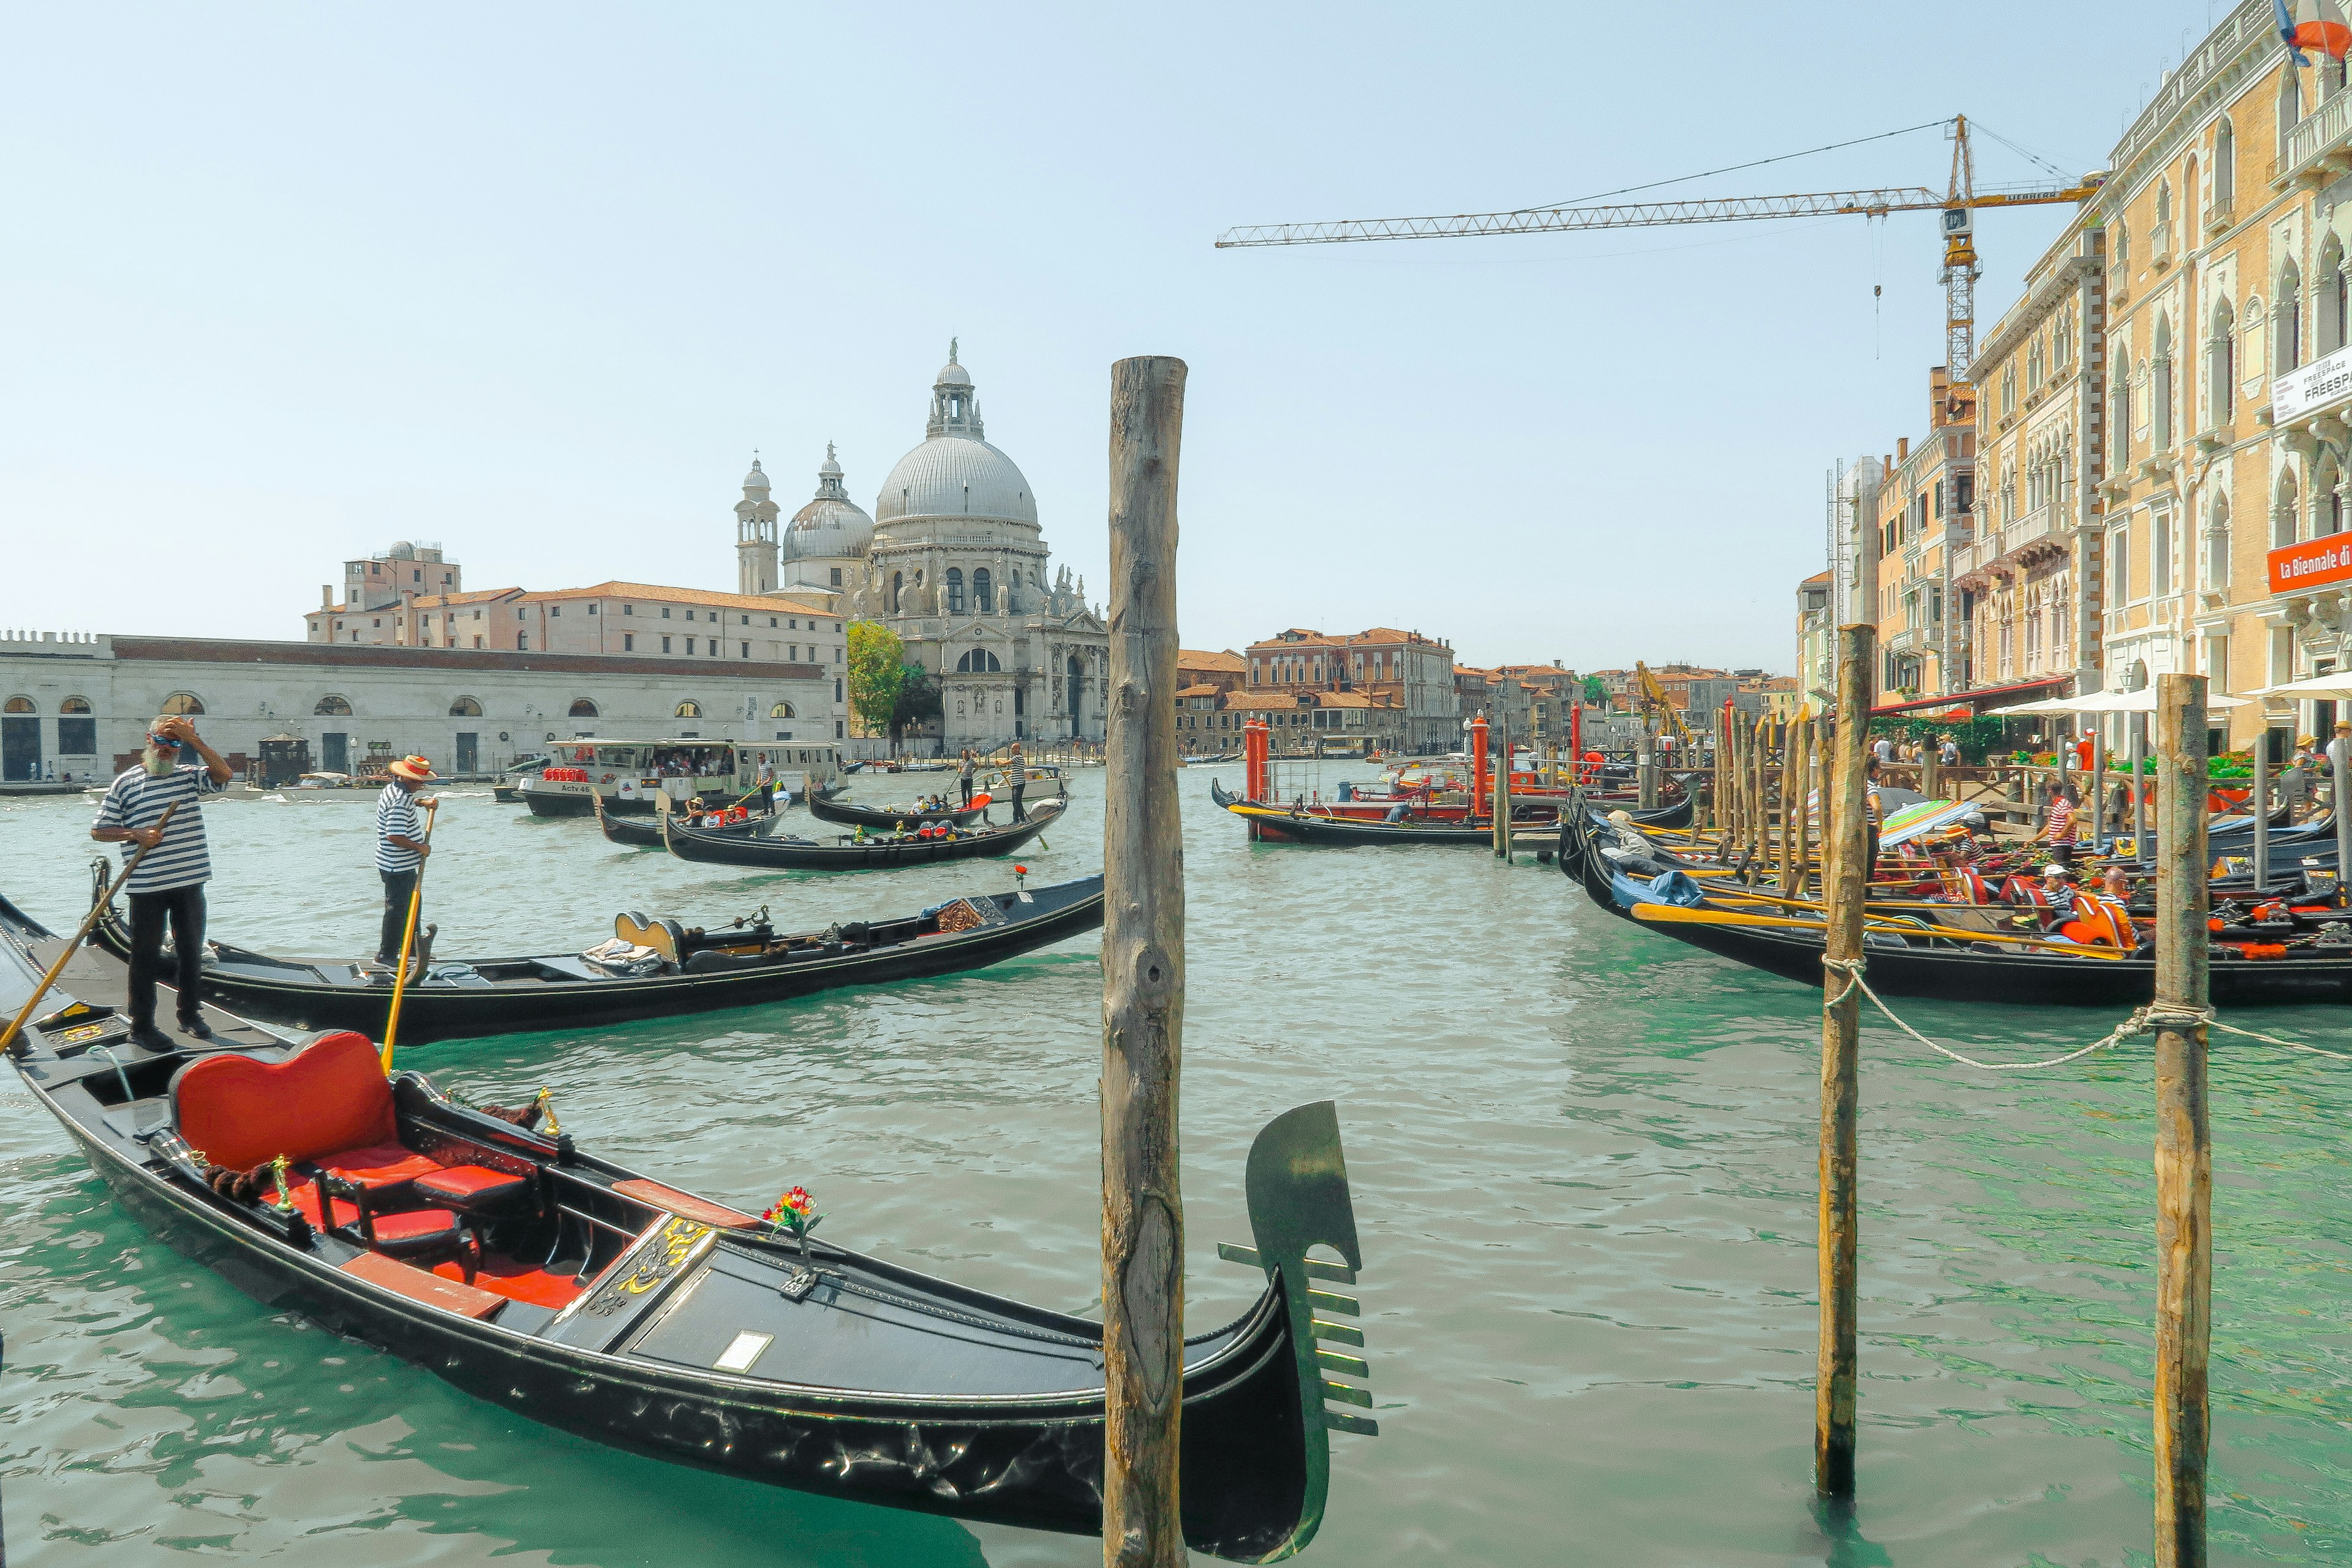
846,622,905,737
1582,674,1608,706
889,664,943,743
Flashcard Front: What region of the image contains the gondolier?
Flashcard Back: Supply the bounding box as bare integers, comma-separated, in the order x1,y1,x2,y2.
90,714,233,1046
1007,742,1027,822
756,755,777,815
959,748,976,807
375,755,437,965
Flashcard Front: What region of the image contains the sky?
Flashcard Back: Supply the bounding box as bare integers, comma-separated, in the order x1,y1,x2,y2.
0,2,2240,673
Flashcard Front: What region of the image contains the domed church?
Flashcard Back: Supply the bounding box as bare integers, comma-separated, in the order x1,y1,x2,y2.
729,344,1107,746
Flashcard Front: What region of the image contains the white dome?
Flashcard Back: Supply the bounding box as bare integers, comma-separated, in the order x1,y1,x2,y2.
876,435,1037,526
744,461,771,491
783,447,872,560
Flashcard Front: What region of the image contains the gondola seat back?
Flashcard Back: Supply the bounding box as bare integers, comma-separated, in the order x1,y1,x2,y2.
612,913,688,964
169,1030,434,1190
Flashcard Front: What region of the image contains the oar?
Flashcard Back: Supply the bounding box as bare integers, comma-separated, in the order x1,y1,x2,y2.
1627,900,2135,959
380,797,440,1073
0,802,184,1055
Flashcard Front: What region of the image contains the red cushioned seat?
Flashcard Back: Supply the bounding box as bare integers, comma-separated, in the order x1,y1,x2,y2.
290,1185,461,1243
413,1165,530,1208
170,1030,402,1174
320,1143,442,1188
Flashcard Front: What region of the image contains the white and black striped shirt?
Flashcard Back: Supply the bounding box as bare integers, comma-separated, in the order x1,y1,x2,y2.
375,783,423,873
94,764,220,894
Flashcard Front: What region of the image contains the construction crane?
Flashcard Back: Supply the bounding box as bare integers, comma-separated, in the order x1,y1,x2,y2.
1632,662,1698,751
1216,116,2105,386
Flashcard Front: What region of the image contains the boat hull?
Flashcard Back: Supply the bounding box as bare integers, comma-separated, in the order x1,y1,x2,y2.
663,802,1063,870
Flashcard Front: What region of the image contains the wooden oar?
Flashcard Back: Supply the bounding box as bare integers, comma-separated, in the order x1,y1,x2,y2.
0,802,184,1054
1627,900,2134,959
380,797,440,1073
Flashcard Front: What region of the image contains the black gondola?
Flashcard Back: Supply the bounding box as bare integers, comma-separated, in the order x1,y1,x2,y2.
663,799,1065,870
0,894,1375,1559
592,792,783,848
809,793,989,831
86,860,1105,1044
1210,778,1689,845
1561,809,2352,1006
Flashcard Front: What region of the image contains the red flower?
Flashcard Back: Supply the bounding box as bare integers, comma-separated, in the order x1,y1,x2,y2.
1014,864,1028,875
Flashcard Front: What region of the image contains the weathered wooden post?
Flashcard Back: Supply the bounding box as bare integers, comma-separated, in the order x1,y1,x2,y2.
1101,353,1187,1568
1782,718,1812,898
1638,718,1660,810
1494,714,1514,861
2132,714,2149,853
2250,726,2269,894
2334,728,2352,906
1819,624,1874,1498
2151,673,2211,1567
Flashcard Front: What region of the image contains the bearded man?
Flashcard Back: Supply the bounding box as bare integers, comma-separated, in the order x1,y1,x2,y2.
91,713,233,1046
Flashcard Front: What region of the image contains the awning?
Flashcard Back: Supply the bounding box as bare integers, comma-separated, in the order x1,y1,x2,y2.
1868,676,2065,717
2243,673,2352,701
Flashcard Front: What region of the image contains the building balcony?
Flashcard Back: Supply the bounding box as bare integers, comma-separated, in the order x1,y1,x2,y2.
2283,92,2352,187
2149,221,2175,266
2272,342,2352,434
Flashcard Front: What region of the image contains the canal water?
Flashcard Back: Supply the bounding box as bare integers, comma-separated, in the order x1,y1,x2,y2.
2,767,2349,1566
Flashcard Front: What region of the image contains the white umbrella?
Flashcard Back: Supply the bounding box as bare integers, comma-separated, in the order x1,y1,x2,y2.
1989,695,2089,715
2072,687,2248,712
2242,673,2352,701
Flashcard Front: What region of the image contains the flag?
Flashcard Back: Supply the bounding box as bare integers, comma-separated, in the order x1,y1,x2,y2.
2280,0,2352,64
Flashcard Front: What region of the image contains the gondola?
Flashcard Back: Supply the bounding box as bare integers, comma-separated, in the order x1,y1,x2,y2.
0,892,1375,1559
592,792,784,848
1561,809,2352,1006
85,859,1105,1044
663,799,1065,870
809,792,989,831
1212,778,1689,844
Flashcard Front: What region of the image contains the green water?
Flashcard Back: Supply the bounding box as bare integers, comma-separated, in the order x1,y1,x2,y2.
2,770,2349,1564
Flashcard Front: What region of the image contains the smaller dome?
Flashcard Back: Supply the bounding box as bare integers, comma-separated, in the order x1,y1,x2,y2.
819,441,843,478
935,360,971,388
744,459,770,490
783,447,874,562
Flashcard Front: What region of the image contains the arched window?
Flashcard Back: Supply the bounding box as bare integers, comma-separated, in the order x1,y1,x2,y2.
2215,118,2236,211
2114,221,2130,271
2110,351,2132,469
314,695,352,715
2,696,32,714
2000,364,2016,417
59,696,91,714
2281,70,2304,159
2153,508,2174,597
58,696,95,755
2276,470,2301,549
889,571,904,614
159,693,205,715
955,649,1003,673
2278,263,2303,373
2203,496,2231,591
448,696,483,717
2321,456,2348,537
2027,334,2045,390
973,567,992,614
2110,522,2131,605
771,701,796,718
2152,314,2175,449
674,699,703,718
945,568,965,616
568,698,598,718
2208,298,2236,423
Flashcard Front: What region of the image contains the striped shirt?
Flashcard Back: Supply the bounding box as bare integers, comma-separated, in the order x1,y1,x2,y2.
94,764,220,894
376,783,423,873
2041,798,2076,844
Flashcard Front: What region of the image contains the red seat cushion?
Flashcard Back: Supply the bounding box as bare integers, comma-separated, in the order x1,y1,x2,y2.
413,1165,530,1205
170,1031,397,1174
320,1143,442,1188
287,1183,461,1243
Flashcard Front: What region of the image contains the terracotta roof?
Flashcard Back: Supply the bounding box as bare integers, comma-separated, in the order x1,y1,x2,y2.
1173,683,1223,698
529,581,837,618
411,588,526,609
1177,648,1247,673
1222,690,1302,711
1800,570,1833,587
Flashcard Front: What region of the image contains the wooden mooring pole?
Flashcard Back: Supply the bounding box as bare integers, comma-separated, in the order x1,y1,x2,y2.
1101,353,1187,1568
1782,718,1812,899
2152,673,2211,1567
1818,625,1873,1498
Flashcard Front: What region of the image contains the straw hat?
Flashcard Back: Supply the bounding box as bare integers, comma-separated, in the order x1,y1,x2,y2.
386,755,437,782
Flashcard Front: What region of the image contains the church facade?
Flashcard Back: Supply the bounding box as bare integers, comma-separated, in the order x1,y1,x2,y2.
731,347,1108,748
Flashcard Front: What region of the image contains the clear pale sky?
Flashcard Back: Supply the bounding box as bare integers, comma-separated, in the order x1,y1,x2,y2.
0,2,2225,671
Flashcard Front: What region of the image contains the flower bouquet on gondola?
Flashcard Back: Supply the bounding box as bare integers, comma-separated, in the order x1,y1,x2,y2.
763,1185,826,1299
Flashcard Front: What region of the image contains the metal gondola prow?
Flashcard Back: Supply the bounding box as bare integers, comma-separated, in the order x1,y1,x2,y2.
1214,1099,1374,1561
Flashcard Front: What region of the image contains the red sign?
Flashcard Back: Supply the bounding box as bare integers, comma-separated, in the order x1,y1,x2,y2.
2269,536,2352,595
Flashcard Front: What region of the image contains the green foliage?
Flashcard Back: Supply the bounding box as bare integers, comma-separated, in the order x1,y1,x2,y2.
1867,714,2008,764
1582,675,1608,705
846,622,905,737
889,664,943,741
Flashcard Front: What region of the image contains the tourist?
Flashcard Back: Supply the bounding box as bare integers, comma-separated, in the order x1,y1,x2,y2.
2281,750,2316,823
959,748,976,808
375,755,437,967
2041,781,2080,869
2101,862,2133,903
1937,734,1961,766
1871,733,1897,767
1863,756,1883,879
91,714,233,1046
756,755,776,815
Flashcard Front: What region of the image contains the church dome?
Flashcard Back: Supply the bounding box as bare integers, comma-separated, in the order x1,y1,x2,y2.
743,459,770,491
783,443,873,560
876,437,1037,526
875,345,1038,526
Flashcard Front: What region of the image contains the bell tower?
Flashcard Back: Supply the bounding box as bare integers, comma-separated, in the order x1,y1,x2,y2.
735,458,780,595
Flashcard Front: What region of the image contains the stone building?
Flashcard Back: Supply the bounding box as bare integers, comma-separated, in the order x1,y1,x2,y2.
1868,372,1977,699
0,629,839,783
1245,625,1455,750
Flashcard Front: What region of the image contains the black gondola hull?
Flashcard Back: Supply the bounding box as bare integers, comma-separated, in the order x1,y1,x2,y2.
663,802,1065,870
809,795,988,831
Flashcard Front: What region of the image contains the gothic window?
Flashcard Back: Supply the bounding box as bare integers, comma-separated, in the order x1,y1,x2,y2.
314,695,352,715
946,568,965,615
2001,365,2016,417
2208,298,2236,421
2324,236,2350,356
2027,336,2045,390
2277,263,2303,373
2320,455,2347,535
2281,70,2303,157
974,568,993,614
2110,351,2132,469
2275,470,2301,549
2155,179,2172,228
448,696,483,717
2152,314,2174,449
2215,118,2236,211
160,693,205,715
2203,497,2231,591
